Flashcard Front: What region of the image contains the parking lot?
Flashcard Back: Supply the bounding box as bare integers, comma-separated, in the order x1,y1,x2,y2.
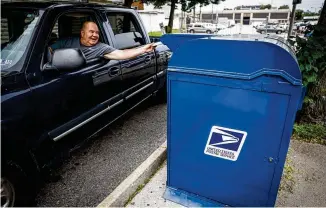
35,100,166,207
216,23,289,39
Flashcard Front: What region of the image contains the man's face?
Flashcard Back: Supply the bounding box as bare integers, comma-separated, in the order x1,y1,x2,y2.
81,22,100,46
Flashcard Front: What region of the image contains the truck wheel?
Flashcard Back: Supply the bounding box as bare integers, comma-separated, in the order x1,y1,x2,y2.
1,177,15,207
189,30,194,33
206,30,212,34
2,161,37,207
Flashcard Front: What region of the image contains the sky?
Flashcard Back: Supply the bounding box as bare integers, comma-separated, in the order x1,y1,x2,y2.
144,0,324,16
200,0,324,12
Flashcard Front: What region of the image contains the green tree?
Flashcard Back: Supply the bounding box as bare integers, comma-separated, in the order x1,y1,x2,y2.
124,0,134,8
145,0,224,33
279,5,289,9
295,9,304,20
304,10,320,16
260,4,271,9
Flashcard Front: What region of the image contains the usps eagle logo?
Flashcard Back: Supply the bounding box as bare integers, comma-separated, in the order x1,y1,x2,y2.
204,126,247,161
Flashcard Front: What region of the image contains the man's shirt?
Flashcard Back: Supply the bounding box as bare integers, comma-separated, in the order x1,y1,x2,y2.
49,37,116,60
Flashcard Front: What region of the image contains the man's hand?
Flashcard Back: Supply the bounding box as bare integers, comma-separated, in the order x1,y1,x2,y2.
141,43,155,53
104,43,155,60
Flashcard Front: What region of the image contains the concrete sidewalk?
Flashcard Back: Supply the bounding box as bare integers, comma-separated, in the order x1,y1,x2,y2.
126,160,180,207
125,140,326,207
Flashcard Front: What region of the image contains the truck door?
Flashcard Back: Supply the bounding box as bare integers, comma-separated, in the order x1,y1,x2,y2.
26,9,123,143
105,11,156,104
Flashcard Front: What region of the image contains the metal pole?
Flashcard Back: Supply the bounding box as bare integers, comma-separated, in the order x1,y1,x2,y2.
211,4,214,23
200,4,202,22
193,6,196,23
288,3,297,39
266,16,268,34
181,11,184,32
216,9,218,23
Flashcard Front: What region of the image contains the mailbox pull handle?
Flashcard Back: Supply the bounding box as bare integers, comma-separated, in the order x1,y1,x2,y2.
249,69,302,86
169,67,303,86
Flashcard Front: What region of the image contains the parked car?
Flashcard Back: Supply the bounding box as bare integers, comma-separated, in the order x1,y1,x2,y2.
215,23,227,30
254,24,264,29
187,22,216,34
256,25,283,34
277,23,289,31
252,22,264,29
1,1,171,206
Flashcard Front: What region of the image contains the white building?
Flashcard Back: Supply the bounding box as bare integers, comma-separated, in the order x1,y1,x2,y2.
200,9,291,25
139,4,292,31
303,15,320,22
141,4,183,31
137,10,165,33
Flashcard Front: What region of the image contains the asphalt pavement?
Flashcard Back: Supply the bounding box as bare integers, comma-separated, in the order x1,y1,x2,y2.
36,99,167,207
276,140,326,207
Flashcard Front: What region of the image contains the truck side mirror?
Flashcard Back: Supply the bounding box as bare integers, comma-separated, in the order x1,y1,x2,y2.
43,48,86,72
150,37,160,43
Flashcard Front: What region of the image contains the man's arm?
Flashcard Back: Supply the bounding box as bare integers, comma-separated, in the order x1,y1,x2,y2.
104,43,154,60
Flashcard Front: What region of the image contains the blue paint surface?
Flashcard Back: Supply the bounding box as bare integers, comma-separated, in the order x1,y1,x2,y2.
160,33,216,53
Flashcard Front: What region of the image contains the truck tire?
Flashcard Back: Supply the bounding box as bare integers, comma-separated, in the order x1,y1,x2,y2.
206,30,212,34
189,29,194,33
2,161,38,207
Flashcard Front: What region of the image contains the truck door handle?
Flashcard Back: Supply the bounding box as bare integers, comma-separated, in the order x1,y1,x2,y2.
109,67,120,77
144,56,152,64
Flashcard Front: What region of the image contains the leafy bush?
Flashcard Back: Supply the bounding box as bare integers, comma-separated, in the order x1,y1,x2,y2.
294,26,326,87
293,123,326,145
148,31,163,37
148,29,180,37
292,25,326,123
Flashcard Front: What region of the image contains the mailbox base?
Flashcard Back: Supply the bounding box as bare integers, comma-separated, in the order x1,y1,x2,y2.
164,186,228,207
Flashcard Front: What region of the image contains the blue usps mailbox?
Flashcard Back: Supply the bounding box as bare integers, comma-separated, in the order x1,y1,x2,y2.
160,33,216,53
163,34,305,207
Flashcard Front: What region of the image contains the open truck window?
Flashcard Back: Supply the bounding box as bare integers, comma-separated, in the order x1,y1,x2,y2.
107,12,146,49
44,11,105,64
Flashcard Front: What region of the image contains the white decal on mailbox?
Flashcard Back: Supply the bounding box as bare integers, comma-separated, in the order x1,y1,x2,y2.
204,126,247,161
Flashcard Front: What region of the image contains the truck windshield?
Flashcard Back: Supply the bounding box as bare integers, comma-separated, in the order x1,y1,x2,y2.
1,9,40,75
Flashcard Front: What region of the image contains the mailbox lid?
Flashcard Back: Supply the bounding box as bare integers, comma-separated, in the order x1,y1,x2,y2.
167,34,302,86
160,33,216,53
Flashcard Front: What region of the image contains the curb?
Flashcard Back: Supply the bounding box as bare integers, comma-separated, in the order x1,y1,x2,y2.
97,140,167,207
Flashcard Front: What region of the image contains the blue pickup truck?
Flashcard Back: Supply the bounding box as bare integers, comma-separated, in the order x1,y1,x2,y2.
1,1,170,206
